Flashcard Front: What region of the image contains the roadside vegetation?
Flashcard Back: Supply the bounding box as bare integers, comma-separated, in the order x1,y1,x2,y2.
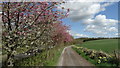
72,45,119,67
15,44,65,66
72,38,119,67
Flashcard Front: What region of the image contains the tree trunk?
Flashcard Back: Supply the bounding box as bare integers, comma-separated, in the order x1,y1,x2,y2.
3,52,14,67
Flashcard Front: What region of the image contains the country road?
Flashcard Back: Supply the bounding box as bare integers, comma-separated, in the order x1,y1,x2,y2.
57,46,95,66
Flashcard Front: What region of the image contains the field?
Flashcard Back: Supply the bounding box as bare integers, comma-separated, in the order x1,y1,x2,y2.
76,39,118,54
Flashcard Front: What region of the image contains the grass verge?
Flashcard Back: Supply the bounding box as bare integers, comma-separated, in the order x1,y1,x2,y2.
15,45,65,66
72,45,119,67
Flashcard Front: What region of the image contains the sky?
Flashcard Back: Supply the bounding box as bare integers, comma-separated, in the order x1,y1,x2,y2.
0,1,119,38
61,1,119,38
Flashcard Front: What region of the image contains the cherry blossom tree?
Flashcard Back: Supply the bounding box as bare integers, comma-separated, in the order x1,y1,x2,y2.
52,22,73,46
2,2,70,66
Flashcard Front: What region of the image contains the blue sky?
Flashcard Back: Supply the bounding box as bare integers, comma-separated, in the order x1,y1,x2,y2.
61,2,119,38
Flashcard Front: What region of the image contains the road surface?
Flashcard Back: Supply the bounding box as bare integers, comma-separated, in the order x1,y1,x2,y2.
57,46,95,66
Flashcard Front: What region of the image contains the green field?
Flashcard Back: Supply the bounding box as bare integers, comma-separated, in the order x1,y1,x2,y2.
76,39,118,54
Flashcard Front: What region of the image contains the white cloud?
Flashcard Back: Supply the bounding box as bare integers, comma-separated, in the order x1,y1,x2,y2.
108,27,118,32
84,15,118,35
67,30,88,38
115,33,120,36
84,14,118,25
60,1,112,22
61,1,118,37
74,33,88,37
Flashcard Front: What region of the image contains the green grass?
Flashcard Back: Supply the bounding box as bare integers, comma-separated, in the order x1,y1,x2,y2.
44,47,64,66
76,39,118,54
15,45,65,66
16,46,32,54
72,47,116,67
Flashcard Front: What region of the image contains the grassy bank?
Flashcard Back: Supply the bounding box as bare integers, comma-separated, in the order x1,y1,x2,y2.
72,45,119,67
15,45,65,66
76,39,118,54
